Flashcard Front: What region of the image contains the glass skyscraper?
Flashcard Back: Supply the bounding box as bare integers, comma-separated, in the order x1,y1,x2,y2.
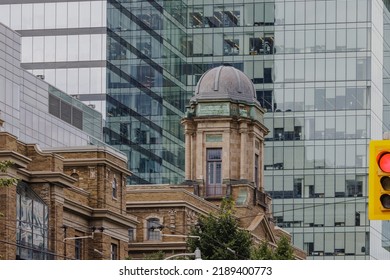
1,0,390,259
106,0,189,184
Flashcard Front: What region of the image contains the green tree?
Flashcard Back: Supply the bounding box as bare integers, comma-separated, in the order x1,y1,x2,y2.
251,235,295,260
274,235,294,260
187,198,252,260
0,160,17,187
0,160,17,219
251,240,274,260
143,251,165,260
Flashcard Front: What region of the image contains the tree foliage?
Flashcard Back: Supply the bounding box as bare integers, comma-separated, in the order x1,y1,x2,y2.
187,198,252,260
0,160,17,187
143,251,165,260
251,240,274,260
251,235,295,260
274,235,294,260
187,197,296,260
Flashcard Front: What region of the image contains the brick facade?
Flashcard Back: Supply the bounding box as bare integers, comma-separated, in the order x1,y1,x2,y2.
0,132,137,260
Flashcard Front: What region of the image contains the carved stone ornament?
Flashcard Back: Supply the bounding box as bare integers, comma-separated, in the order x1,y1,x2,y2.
89,167,96,179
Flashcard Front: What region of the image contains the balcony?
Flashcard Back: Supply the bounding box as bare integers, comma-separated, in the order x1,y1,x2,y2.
205,184,230,198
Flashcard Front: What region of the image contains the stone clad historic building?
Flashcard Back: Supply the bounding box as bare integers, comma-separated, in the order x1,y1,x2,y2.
0,131,137,260
127,66,305,259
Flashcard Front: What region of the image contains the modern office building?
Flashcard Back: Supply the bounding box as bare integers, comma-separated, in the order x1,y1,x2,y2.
0,22,138,260
1,0,390,259
0,21,104,149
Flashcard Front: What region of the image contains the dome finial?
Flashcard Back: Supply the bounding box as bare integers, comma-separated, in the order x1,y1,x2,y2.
191,65,259,105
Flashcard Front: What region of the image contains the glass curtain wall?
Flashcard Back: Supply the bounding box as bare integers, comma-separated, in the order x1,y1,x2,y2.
184,0,378,260
106,0,189,184
263,0,372,259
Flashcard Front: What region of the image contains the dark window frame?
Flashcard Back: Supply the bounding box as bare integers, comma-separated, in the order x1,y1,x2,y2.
206,148,223,196
147,218,161,240
112,178,117,198
111,243,118,260
75,238,82,260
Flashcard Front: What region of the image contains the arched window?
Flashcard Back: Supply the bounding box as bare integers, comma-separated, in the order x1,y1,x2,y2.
147,218,161,240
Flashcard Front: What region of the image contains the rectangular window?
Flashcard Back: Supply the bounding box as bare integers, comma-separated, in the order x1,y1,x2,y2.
72,107,83,130
16,182,49,260
48,94,60,118
346,180,363,197
147,218,161,240
60,100,72,124
256,90,274,111
206,148,222,196
111,243,118,260
255,154,259,187
75,238,82,260
294,179,303,198
128,227,135,242
112,178,117,198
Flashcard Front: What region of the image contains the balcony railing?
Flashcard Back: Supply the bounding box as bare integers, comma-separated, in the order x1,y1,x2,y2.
206,185,225,197
255,189,268,209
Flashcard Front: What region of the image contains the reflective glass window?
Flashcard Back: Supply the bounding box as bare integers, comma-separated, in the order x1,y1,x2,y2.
305,1,315,24
337,0,347,23
79,35,91,61
32,36,44,62
56,3,67,28
79,2,91,27
91,1,103,27
16,182,48,260
44,36,55,62
22,4,33,29
55,36,67,62
326,1,336,23
206,148,222,196
0,5,10,27
33,4,45,29
44,3,56,29
147,218,161,240
68,2,79,28
316,1,325,24
347,0,357,22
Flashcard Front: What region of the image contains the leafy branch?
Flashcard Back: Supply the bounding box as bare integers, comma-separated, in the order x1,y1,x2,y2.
0,160,17,187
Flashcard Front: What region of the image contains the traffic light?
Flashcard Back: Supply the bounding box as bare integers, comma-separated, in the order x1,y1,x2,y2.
369,140,390,220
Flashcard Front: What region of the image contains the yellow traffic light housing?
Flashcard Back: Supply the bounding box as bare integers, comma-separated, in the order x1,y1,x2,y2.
369,140,390,220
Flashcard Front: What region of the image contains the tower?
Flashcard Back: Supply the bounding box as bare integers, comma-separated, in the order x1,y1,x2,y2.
125,66,308,259
181,65,269,202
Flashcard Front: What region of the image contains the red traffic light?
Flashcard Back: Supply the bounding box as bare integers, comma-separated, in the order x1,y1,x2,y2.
378,153,390,172
369,140,390,220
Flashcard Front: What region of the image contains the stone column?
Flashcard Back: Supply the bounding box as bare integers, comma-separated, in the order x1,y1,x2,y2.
195,130,204,182
185,129,192,180
239,123,248,179
0,182,17,259
49,185,65,260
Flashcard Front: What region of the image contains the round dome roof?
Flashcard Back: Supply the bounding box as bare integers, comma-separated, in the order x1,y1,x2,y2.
192,65,258,104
